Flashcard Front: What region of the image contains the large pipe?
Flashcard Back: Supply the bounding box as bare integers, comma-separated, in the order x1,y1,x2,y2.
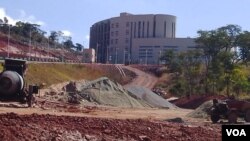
0,71,24,96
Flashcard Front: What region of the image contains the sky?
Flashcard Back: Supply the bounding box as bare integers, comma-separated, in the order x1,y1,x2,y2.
0,0,250,48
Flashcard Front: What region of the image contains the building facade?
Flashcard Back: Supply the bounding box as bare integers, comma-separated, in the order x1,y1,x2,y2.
82,48,95,63
90,12,197,64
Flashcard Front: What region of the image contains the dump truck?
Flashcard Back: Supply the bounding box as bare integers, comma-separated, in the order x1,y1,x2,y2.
0,58,39,107
210,98,250,123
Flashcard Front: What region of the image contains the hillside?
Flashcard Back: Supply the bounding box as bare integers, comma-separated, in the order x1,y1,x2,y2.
0,62,135,88
24,63,104,87
0,33,82,63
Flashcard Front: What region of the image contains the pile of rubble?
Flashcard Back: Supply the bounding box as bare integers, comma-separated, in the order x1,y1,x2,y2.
127,86,177,109
40,77,177,109
152,88,168,98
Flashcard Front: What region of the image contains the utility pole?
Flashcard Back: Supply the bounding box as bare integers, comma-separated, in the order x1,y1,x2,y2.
29,30,32,61
48,37,50,58
7,24,10,58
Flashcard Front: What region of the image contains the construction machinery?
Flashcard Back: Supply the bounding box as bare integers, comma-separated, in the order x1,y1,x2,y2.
0,58,39,107
210,98,250,123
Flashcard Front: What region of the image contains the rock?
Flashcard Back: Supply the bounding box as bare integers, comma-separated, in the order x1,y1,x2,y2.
166,117,184,123
139,135,151,141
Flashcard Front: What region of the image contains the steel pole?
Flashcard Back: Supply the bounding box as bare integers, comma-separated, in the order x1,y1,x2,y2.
7,25,10,58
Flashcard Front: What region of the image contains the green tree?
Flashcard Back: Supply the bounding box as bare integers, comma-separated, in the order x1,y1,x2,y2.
63,39,74,49
75,43,83,51
237,31,250,66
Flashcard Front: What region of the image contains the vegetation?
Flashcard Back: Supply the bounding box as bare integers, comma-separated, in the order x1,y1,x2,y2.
160,25,250,98
24,63,135,87
0,17,83,51
0,63,3,71
24,64,103,87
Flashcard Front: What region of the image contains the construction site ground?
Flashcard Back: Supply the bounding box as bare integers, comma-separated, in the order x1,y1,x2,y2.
0,65,221,141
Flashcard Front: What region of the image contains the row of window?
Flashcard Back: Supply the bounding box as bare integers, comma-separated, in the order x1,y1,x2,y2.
110,39,119,44
110,38,130,45
139,46,161,48
139,46,179,48
111,23,119,28
110,30,130,37
139,49,153,51
111,22,130,28
111,31,119,36
139,56,153,58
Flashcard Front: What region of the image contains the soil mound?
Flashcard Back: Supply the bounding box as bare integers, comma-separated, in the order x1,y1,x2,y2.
41,77,152,108
127,86,177,109
187,100,213,118
172,95,226,109
76,77,150,108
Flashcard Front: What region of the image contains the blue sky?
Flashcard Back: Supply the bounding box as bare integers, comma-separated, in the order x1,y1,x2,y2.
0,0,250,47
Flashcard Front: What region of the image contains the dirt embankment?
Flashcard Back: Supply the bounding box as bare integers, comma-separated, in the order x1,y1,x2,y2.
0,113,221,141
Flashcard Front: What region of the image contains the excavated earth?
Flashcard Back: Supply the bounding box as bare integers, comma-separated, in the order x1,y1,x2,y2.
0,113,221,141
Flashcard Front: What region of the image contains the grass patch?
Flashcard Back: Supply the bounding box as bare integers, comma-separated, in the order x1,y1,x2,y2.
0,64,3,71
24,63,104,87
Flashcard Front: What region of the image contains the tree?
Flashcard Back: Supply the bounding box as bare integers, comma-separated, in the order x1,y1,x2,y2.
0,17,10,34
75,43,83,51
49,31,59,43
3,17,8,24
237,31,250,66
63,39,74,49
195,25,244,95
160,50,175,66
218,24,241,52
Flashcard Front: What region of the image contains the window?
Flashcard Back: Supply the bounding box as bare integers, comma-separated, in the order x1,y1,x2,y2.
147,21,149,38
142,21,145,38
115,39,118,44
116,23,119,28
134,22,136,38
164,21,167,37
110,39,113,44
126,30,129,35
111,32,114,36
111,23,114,28
138,21,141,38
125,38,129,43
126,22,130,27
115,31,119,36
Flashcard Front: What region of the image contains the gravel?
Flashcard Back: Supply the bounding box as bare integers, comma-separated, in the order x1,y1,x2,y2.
126,86,178,109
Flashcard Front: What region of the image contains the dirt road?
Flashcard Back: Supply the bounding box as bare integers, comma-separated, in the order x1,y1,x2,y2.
122,65,158,89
